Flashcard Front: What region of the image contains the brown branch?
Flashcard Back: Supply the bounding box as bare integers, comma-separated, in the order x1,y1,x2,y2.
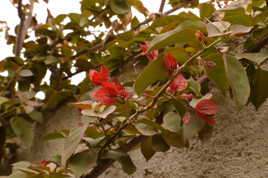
159,0,166,13
70,1,192,60
245,35,268,53
82,38,223,178
15,0,34,57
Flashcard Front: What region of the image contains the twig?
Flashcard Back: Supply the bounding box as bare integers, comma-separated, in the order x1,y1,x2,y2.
159,0,166,13
245,35,268,53
15,0,34,57
82,38,223,178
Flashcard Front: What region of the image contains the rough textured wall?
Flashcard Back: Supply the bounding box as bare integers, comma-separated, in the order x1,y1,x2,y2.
19,91,268,178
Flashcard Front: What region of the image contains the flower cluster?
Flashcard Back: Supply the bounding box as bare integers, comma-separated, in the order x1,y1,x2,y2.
89,66,131,106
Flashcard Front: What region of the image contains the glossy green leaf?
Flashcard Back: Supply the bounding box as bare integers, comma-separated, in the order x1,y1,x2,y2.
135,118,159,136
223,8,254,26
0,96,9,105
28,110,43,124
118,154,136,175
162,112,181,133
134,57,168,95
199,3,215,19
10,117,34,148
249,68,268,109
141,137,155,161
151,134,170,152
61,118,90,166
201,48,229,91
236,51,268,65
148,20,205,50
161,129,184,148
183,112,205,141
110,0,130,15
224,55,250,106
69,150,97,177
188,77,201,97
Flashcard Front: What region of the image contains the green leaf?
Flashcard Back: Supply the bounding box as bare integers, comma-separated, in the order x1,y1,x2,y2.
223,8,254,26
0,96,9,105
183,112,205,141
61,118,90,166
249,68,268,109
43,132,66,141
236,51,268,65
162,112,181,133
102,151,136,175
141,137,155,161
188,77,201,97
151,134,170,152
10,117,34,148
224,55,250,106
19,69,34,77
118,154,136,175
148,20,205,50
199,3,215,19
135,118,159,136
201,48,229,91
161,129,184,148
28,110,43,124
110,0,130,15
69,150,97,177
164,46,189,64
127,0,148,16
134,57,168,95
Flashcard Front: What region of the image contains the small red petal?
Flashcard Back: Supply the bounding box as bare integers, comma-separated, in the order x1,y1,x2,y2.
147,50,159,61
182,112,191,125
93,87,116,106
167,74,188,94
40,160,49,166
164,54,177,72
89,65,110,85
195,99,218,115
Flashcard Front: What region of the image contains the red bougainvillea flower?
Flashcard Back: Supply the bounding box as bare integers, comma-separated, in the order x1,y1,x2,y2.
164,54,177,73
140,41,159,61
195,99,219,125
89,65,110,85
182,112,191,125
93,82,131,106
166,74,188,95
206,61,216,68
180,92,193,101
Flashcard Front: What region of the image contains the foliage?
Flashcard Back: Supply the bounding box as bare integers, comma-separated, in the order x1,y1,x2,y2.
0,0,268,177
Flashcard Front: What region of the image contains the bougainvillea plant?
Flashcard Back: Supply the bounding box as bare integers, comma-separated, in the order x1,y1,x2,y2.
1,0,268,177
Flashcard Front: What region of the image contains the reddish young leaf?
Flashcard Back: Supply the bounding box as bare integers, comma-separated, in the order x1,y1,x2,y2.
195,99,218,115
166,74,188,95
89,65,110,85
164,54,177,73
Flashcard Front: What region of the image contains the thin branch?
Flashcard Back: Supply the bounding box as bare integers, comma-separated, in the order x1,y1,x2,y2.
82,38,223,178
159,0,166,13
70,1,192,60
245,35,268,53
15,0,34,57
